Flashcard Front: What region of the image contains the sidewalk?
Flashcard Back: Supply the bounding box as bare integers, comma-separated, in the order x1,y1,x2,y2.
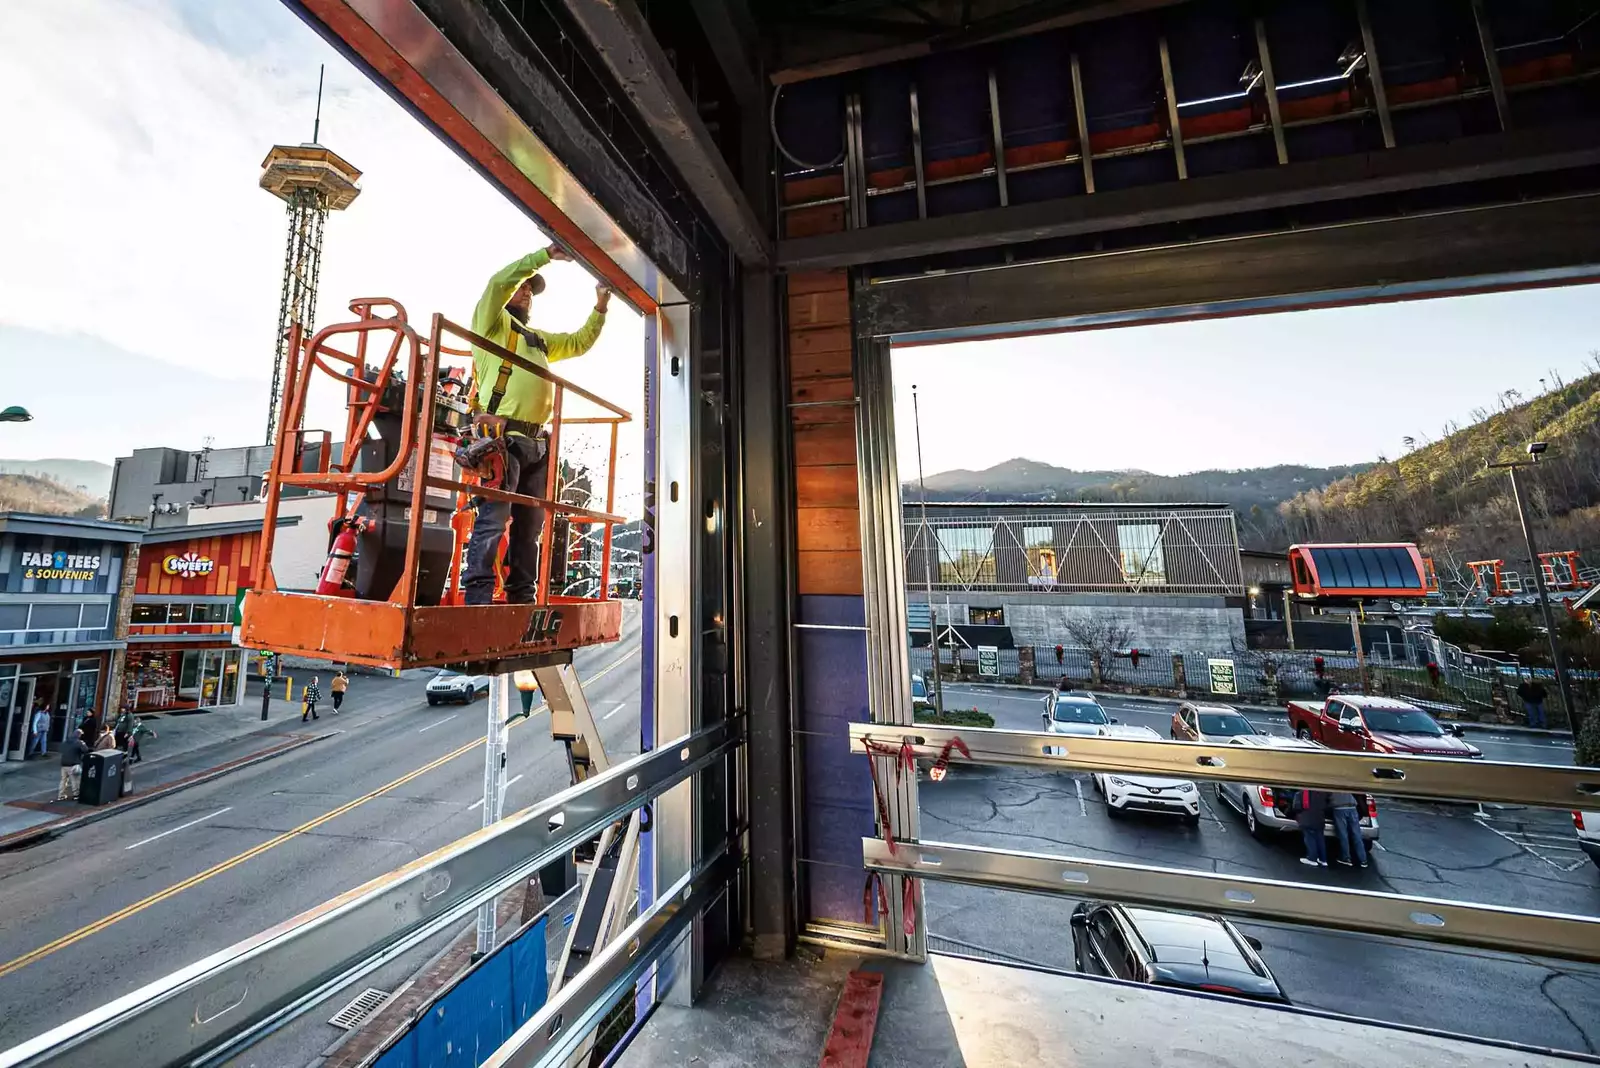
0,674,422,850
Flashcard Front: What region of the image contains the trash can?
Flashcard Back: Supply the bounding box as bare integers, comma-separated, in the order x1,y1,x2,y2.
79,749,125,806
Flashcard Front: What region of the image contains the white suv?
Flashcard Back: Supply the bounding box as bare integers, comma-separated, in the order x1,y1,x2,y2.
1092,724,1200,824
1576,811,1600,870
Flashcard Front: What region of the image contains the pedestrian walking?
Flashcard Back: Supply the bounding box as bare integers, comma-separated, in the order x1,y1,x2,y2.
28,703,50,759
331,670,350,713
1517,675,1548,729
57,730,86,801
1294,789,1331,868
1328,791,1368,868
302,677,322,722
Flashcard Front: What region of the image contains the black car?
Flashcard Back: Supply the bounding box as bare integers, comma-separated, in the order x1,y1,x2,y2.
1070,902,1288,1004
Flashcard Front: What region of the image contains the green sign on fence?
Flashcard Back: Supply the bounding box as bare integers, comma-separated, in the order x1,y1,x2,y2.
977,646,1000,678
1208,658,1237,695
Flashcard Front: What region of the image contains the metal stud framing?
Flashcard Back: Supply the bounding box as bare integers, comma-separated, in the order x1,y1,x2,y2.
1470,0,1512,131
1255,19,1288,166
1356,0,1396,149
1158,36,1188,180
1070,52,1095,194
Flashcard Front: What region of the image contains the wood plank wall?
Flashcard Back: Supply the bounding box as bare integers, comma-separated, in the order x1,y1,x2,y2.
788,270,859,595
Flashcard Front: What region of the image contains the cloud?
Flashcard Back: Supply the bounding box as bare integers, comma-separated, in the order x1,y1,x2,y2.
0,0,644,514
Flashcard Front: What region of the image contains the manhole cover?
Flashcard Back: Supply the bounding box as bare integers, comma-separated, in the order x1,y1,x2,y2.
329,987,391,1030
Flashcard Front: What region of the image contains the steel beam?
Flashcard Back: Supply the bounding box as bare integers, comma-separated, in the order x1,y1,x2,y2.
287,0,688,308
554,0,772,267
856,193,1600,342
864,838,1600,964
1470,0,1512,131
688,0,764,115
779,122,1600,271
740,271,794,960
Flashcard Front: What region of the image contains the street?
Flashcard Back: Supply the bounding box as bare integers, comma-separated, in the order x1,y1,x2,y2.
0,604,644,1056
920,683,1600,1055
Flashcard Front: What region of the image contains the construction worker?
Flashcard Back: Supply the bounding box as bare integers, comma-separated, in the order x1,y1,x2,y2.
461,245,611,605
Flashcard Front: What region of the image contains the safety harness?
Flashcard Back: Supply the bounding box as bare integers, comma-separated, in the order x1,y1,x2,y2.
456,314,550,488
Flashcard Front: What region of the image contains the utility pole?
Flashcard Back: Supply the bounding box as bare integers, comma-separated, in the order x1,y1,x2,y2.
260,653,275,721
1489,444,1577,735
911,386,944,716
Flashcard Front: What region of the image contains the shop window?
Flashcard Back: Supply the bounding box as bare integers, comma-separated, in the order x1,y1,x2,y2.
935,526,997,586
167,604,192,624
131,603,167,625
1117,523,1167,586
80,604,110,630
0,605,26,631
969,607,1004,626
29,603,81,631
193,603,230,624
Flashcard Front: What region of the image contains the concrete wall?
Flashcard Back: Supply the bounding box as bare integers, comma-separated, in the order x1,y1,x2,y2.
908,591,1245,650
187,496,337,592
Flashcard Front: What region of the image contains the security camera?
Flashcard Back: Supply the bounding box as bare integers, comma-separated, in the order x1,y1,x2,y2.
1527,441,1548,457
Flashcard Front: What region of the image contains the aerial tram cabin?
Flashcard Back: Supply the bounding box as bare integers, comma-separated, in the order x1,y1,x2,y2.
1287,543,1431,603
237,298,629,672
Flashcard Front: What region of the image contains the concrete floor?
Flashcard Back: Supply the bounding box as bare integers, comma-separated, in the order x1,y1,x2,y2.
621,951,1588,1067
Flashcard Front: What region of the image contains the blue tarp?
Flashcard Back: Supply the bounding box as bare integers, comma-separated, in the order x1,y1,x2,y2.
374,917,547,1068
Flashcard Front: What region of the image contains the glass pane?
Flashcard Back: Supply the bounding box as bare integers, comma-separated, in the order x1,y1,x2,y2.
1117,523,1166,585
934,526,997,585
219,649,241,704
167,604,192,624
0,605,26,631
72,670,98,718
130,603,166,625
80,604,110,630
179,651,201,699
29,603,80,630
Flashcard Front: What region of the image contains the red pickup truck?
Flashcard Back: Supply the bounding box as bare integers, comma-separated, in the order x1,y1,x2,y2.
1285,695,1482,758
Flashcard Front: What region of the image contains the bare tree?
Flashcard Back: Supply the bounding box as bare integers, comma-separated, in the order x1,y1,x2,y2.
1065,617,1136,680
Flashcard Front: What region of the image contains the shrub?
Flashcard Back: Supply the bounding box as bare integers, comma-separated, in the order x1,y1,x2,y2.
914,708,996,729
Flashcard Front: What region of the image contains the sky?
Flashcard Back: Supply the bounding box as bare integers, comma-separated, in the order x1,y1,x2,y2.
893,285,1600,478
0,0,1596,496
0,0,644,512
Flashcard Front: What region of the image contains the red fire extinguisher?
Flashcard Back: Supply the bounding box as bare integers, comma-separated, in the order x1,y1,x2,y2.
317,517,365,597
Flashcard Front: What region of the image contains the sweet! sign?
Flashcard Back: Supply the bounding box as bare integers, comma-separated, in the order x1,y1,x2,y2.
163,552,216,579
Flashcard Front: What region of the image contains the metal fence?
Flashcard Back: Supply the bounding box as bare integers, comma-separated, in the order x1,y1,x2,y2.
902,506,1245,596
910,640,1576,727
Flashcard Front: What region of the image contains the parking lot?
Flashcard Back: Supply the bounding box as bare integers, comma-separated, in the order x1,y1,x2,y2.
918,684,1600,1055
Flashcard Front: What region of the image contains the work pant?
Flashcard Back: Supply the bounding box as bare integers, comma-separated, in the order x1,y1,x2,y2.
57,766,77,801
1299,824,1327,864
29,730,47,758
1525,699,1546,729
302,702,318,722
1331,806,1367,866
463,434,551,606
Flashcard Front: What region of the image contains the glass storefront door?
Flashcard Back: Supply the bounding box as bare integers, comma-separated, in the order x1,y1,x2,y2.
219,649,241,705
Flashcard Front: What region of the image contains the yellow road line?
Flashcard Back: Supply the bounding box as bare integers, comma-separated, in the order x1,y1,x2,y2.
0,647,642,981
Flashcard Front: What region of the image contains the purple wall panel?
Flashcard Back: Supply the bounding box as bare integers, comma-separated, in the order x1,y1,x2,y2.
796,594,876,926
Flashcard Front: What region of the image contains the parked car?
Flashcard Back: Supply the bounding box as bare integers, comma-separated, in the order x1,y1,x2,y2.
1092,724,1200,823
1286,695,1481,758
1041,690,1113,755
1213,734,1380,842
1575,811,1600,870
1169,702,1259,744
911,674,933,714
1070,902,1288,1003
426,669,491,705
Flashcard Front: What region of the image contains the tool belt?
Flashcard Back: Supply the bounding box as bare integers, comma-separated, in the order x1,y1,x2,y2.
454,424,548,491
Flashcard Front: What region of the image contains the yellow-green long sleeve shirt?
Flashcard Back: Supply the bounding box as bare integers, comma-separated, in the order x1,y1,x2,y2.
470,250,607,428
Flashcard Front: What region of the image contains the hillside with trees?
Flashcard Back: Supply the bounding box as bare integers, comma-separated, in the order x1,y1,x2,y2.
0,473,106,518
1278,371,1600,576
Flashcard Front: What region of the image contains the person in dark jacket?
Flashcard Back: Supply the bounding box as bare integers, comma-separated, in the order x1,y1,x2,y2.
57,730,87,801
1294,789,1331,868
1328,791,1368,868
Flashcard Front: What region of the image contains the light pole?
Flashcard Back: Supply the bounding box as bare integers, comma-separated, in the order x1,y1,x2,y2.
911,385,944,716
1488,442,1577,734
